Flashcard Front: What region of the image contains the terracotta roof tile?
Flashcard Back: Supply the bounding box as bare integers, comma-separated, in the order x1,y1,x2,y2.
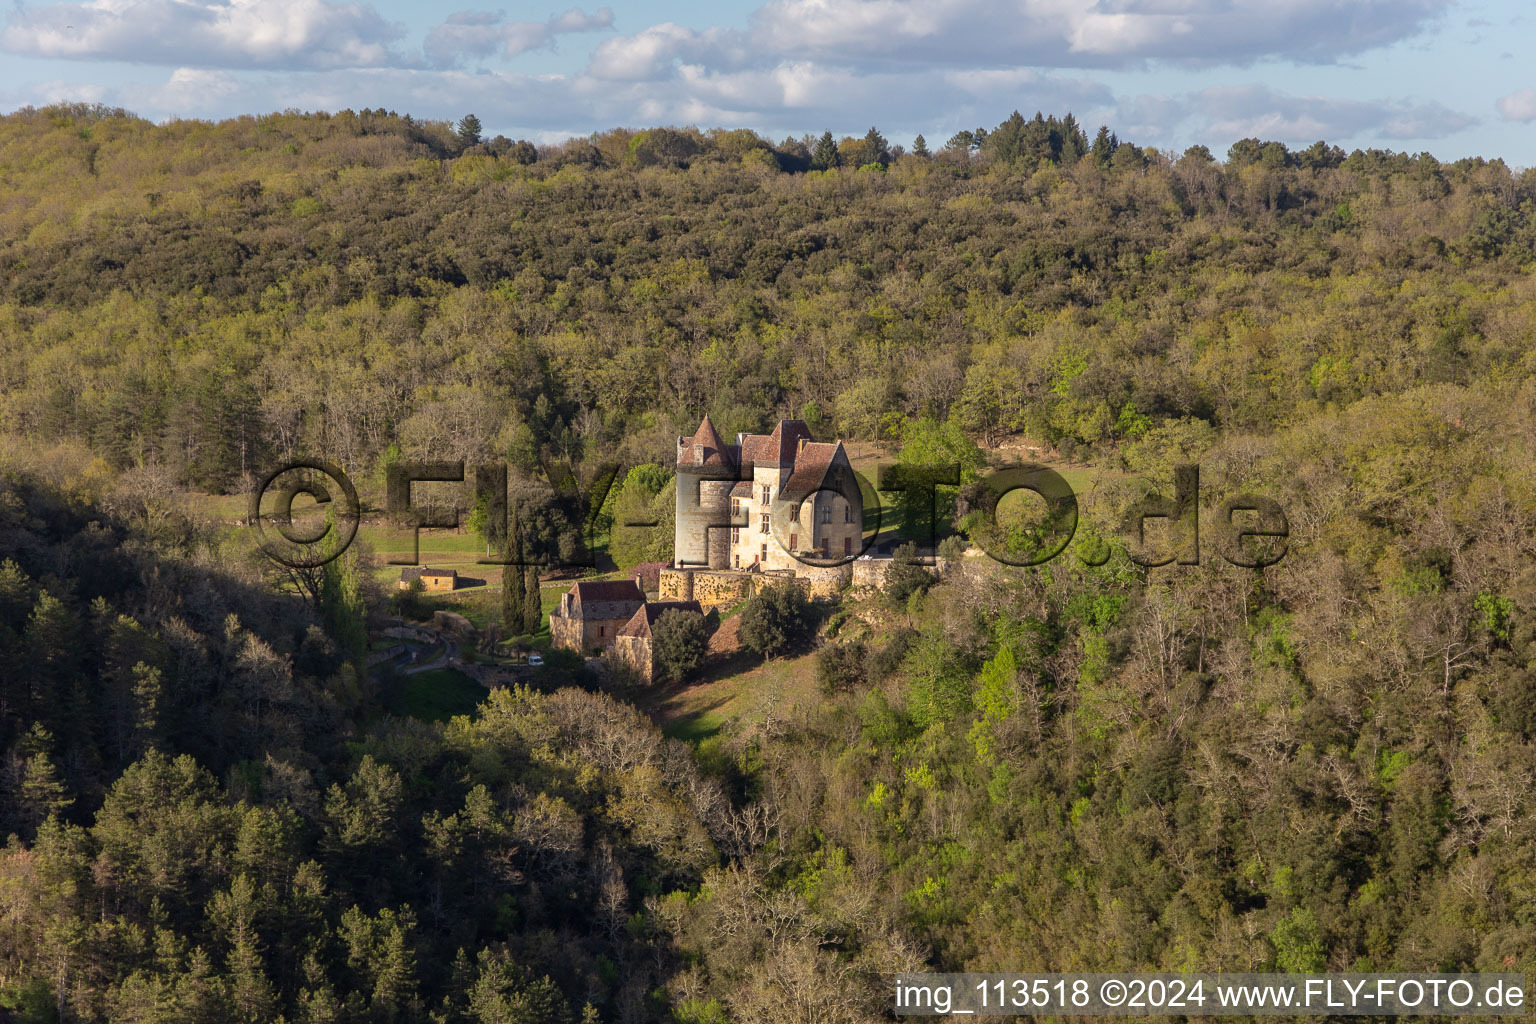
772,420,813,464
617,600,705,638
782,441,847,498
691,414,725,450
399,566,457,580
681,414,737,467
572,579,645,604
739,431,775,464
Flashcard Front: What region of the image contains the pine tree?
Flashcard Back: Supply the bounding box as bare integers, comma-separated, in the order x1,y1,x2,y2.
1060,112,1088,161
456,113,483,149
912,134,929,157
946,129,975,151
1091,124,1118,166
0,557,31,632
25,590,77,709
132,661,163,757
810,130,839,170
861,126,890,166
19,723,72,829
213,875,277,1022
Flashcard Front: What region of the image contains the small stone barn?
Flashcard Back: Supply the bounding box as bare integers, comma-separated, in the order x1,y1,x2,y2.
611,600,706,684
399,567,459,591
549,579,646,655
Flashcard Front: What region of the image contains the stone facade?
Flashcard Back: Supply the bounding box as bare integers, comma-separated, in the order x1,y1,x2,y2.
658,566,847,609
610,599,706,684
399,566,458,591
549,579,646,655
675,416,864,574
850,555,949,591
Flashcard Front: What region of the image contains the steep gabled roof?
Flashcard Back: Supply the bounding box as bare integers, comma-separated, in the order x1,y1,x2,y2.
782,441,842,497
739,431,775,465
739,419,813,469
571,579,645,605
616,600,705,638
400,566,457,581
772,420,813,465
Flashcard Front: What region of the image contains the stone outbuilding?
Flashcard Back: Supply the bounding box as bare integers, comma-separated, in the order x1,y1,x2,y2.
611,600,707,684
549,579,646,655
399,566,458,591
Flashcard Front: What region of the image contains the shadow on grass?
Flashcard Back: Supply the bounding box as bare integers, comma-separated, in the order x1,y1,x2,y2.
383,667,485,723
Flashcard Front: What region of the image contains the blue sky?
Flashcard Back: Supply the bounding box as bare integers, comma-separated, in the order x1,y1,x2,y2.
1,0,1533,164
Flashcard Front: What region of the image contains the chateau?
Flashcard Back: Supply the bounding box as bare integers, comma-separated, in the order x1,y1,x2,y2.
558,417,872,654
673,416,863,572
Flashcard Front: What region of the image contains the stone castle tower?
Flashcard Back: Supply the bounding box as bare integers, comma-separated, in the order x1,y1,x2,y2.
674,415,738,569
674,415,862,574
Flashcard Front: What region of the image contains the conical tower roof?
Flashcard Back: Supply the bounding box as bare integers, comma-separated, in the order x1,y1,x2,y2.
691,414,727,452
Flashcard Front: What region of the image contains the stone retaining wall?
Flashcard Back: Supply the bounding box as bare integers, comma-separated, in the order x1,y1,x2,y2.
659,565,851,608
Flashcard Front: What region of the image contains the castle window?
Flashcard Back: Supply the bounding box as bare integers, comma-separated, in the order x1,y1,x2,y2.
734,553,740,568
759,513,770,533
731,527,740,543
760,543,767,562
761,485,771,503
845,505,854,523
599,625,605,637
820,506,831,524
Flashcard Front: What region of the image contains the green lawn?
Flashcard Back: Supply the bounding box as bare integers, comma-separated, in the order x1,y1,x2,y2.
646,647,823,742
364,526,490,556
385,668,486,722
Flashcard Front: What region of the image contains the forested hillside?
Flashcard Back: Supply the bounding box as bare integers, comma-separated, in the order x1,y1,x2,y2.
2,102,1536,1021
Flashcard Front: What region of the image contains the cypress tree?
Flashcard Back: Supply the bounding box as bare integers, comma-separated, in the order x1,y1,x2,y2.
523,565,542,635
503,508,531,636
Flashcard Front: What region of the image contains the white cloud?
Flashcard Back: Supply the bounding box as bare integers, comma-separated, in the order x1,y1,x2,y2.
1496,88,1536,123
1187,83,1476,148
1380,102,1476,139
0,0,1488,160
424,7,613,67
0,77,108,107
2,0,407,70
586,23,745,81
747,0,1453,70
156,68,242,110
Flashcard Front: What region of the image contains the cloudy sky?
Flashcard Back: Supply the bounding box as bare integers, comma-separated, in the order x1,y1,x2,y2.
1,0,1532,163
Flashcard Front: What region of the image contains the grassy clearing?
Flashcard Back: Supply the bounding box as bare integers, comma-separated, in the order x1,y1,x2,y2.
645,648,822,742
364,526,489,556
386,667,485,722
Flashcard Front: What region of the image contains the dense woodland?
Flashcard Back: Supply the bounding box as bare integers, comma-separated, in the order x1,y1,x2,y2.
2,102,1536,1020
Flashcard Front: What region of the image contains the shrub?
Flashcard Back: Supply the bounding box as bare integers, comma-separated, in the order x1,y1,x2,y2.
651,609,710,684
883,542,934,604
816,640,866,694
739,582,812,658
866,627,916,680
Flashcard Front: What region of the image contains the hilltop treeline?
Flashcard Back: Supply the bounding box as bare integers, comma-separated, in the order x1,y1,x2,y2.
1,103,1533,492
